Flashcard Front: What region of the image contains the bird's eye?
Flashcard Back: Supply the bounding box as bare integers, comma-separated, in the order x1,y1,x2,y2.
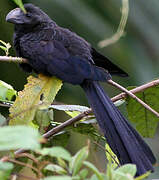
25,13,31,18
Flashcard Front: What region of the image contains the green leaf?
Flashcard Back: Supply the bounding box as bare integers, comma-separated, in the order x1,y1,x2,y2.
0,46,7,52
126,85,159,137
79,168,88,179
0,80,17,102
115,164,136,177
39,147,71,161
0,126,41,151
71,121,103,141
34,107,53,134
57,158,67,169
50,131,70,147
44,164,67,175
83,161,103,180
0,40,11,55
12,0,26,13
105,144,119,169
43,176,72,180
0,113,7,126
9,75,62,125
0,162,13,180
135,171,151,180
0,40,7,46
69,146,89,176
113,172,133,180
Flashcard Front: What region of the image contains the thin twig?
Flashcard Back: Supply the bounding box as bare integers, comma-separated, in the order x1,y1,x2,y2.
8,159,40,174
15,153,39,164
0,56,27,63
111,79,159,102
108,79,159,118
43,110,92,138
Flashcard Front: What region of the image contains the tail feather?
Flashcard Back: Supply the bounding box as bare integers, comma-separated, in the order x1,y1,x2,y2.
81,81,156,175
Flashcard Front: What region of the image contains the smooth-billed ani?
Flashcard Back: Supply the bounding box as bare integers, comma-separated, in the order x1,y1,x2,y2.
6,4,156,176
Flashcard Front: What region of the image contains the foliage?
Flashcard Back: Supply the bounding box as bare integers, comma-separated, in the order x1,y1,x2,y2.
0,130,150,179
0,40,11,56
0,80,17,102
126,85,159,137
0,75,155,179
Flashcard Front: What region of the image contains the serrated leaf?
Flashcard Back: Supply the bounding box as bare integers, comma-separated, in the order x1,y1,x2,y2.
39,147,71,161
12,0,26,13
83,161,103,180
115,164,136,177
9,75,62,125
44,164,67,175
70,146,89,176
0,113,6,126
0,80,17,101
126,86,159,137
0,162,13,180
0,126,41,151
43,176,72,180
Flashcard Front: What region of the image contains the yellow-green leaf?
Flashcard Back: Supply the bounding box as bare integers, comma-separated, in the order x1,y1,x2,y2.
105,143,119,169
0,80,17,102
11,0,26,13
9,75,62,125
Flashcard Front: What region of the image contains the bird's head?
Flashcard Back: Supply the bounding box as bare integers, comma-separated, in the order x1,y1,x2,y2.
6,4,52,27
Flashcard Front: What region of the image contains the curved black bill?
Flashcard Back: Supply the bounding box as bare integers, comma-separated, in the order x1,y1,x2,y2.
6,8,23,24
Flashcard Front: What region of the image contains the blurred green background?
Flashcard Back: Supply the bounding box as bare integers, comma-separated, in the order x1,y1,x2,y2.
0,0,159,178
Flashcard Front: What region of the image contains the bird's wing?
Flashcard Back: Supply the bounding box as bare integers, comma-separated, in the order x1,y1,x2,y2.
92,48,128,77
20,37,111,84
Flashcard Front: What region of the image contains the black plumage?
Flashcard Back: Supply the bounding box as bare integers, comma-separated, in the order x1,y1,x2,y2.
6,4,156,176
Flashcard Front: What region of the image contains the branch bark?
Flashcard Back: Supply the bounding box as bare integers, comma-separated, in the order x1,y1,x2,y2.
111,79,159,102
108,79,159,118
0,56,27,63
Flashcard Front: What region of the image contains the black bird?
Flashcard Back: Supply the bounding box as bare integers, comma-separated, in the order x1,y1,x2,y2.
6,4,156,175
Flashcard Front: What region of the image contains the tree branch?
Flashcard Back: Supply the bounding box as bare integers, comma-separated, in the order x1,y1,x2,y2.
108,79,159,118
111,79,159,102
0,56,27,63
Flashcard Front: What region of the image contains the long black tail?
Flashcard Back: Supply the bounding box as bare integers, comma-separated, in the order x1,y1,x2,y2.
81,80,156,176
